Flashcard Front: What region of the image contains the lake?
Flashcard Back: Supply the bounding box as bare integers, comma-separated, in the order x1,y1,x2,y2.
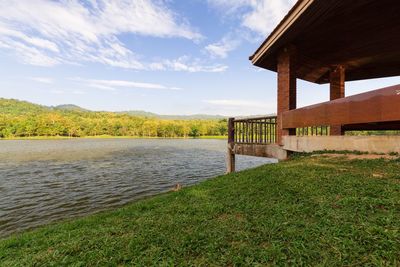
0,139,275,238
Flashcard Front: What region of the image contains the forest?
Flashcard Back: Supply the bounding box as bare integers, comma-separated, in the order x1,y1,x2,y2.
0,99,228,138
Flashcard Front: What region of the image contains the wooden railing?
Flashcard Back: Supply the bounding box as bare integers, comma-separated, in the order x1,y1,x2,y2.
228,116,277,145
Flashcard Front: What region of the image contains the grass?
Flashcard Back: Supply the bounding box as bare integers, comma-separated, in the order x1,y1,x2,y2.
0,135,227,141
1,154,399,266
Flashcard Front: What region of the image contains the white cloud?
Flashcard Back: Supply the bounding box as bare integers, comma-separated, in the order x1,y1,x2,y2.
207,0,250,13
205,35,241,58
73,78,184,91
29,77,54,84
0,26,59,52
156,56,228,73
204,0,295,59
0,0,207,70
208,0,296,36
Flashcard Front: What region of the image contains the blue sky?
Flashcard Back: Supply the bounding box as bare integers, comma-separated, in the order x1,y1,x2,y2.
0,0,399,116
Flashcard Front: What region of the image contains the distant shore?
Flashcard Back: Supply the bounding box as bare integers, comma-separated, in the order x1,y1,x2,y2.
0,135,228,141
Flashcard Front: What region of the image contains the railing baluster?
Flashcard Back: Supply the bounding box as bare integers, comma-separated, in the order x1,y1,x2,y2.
295,125,332,137
250,122,253,143
269,121,271,142
269,120,271,143
230,116,278,145
246,122,249,143
255,120,258,143
242,122,244,143
263,119,267,143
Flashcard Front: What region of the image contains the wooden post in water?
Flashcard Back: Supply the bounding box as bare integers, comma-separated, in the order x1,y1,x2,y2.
227,118,235,173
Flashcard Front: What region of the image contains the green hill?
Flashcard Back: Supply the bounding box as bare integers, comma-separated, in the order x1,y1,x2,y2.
0,98,50,115
0,98,226,120
0,98,228,139
53,104,88,112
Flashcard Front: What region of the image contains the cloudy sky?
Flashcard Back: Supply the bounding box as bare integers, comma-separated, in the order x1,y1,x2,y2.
0,0,398,116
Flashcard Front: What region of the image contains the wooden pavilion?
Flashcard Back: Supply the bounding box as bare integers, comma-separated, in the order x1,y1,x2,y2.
227,0,400,172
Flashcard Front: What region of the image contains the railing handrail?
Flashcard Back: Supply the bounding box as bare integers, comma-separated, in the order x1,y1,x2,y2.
282,84,400,129
233,115,277,122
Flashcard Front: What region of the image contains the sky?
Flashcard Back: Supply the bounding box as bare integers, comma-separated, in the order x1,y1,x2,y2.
0,0,399,116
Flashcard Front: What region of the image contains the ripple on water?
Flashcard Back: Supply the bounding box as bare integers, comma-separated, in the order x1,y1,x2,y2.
0,139,275,237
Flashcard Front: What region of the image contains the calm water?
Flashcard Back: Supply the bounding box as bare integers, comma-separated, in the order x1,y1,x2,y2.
0,139,274,238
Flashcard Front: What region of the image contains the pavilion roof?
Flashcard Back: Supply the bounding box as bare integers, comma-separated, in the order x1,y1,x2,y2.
250,0,400,84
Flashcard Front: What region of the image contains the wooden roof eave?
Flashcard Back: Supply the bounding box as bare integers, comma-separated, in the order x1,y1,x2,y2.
250,0,400,84
249,0,314,65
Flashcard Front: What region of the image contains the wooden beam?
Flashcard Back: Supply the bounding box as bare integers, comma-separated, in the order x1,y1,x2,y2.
329,65,345,135
343,121,400,131
226,145,235,174
227,118,235,144
282,84,400,129
330,66,345,99
296,55,331,82
277,46,297,145
226,118,235,173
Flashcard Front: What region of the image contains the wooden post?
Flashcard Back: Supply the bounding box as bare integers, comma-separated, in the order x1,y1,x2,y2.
330,65,345,135
277,46,297,145
227,118,235,173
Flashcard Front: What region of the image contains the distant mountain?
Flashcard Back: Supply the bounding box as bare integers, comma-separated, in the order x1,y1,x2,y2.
121,110,226,120
0,98,227,120
158,114,227,120
54,104,88,112
121,110,159,117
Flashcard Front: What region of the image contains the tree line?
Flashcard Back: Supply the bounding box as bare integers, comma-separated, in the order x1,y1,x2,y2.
0,99,228,138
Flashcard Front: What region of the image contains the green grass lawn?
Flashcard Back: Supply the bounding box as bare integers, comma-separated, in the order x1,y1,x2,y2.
1,154,399,266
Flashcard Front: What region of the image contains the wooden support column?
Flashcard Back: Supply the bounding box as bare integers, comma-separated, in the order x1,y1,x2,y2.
226,118,235,173
329,65,345,135
277,46,297,145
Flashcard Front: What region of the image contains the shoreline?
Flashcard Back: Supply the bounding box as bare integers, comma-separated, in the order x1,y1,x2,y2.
0,135,228,141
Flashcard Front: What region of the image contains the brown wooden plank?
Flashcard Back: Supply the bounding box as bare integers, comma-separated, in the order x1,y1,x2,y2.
282,85,400,129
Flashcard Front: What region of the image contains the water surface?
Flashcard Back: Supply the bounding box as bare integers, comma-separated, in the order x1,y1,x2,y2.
0,139,275,237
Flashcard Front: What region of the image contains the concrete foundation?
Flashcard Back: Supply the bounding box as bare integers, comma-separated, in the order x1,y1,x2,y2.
283,136,400,154
233,143,288,160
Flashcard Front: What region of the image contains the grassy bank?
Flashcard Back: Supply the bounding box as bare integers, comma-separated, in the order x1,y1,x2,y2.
1,154,399,266
0,135,227,140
